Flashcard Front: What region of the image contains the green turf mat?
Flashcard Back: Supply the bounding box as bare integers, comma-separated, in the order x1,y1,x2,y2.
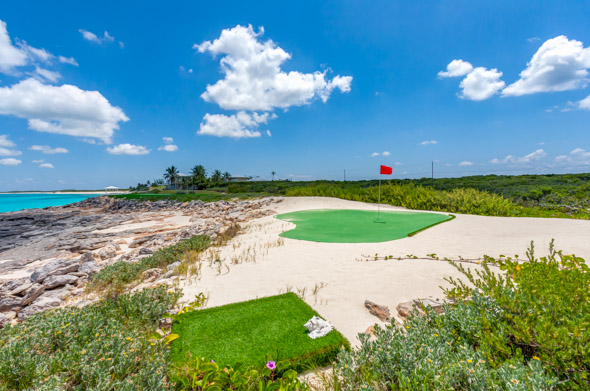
276,209,452,243
170,293,349,372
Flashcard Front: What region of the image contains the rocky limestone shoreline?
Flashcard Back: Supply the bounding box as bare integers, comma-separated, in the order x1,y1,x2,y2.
0,195,277,327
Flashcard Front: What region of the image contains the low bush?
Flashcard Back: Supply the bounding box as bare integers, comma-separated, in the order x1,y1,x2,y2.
169,357,308,390
0,286,180,391
334,243,589,390
88,235,210,294
335,299,556,390
285,183,533,217
444,242,590,389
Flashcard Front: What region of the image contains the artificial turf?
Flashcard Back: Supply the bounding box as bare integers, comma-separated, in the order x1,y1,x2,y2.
276,209,453,243
169,293,349,372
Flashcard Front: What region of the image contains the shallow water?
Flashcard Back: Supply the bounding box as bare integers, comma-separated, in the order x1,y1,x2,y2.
0,193,103,213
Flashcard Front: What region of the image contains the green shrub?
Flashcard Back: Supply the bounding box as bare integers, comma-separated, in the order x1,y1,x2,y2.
335,300,556,390
334,243,589,390
89,235,210,294
227,183,246,193
444,242,590,389
0,286,180,391
169,357,308,390
285,183,527,217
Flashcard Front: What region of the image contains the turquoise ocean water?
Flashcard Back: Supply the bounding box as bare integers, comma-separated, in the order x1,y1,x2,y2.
0,193,103,213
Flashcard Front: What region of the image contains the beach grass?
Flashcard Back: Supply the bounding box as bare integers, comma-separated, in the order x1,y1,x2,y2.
169,293,349,373
88,235,210,294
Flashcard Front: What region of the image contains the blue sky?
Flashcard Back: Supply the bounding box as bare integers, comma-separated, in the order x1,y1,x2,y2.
1,0,589,190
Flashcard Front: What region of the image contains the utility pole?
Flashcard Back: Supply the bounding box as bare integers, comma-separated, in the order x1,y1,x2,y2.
431,161,434,179
344,169,346,182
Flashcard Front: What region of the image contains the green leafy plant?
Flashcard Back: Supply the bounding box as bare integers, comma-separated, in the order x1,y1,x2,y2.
444,241,590,389
0,286,180,391
169,357,308,390
334,301,557,390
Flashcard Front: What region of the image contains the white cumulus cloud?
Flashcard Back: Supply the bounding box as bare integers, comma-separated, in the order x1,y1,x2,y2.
459,67,505,101
438,59,473,78
58,56,78,66
554,148,590,165
0,147,21,156
491,149,547,164
0,134,20,156
0,157,21,165
420,140,438,145
458,161,473,166
29,145,69,154
39,162,54,168
0,20,28,73
195,25,352,112
34,66,61,83
106,143,150,155
198,111,275,139
0,134,15,147
579,94,590,110
79,29,115,44
0,78,128,143
371,151,390,157
158,136,178,152
503,36,590,96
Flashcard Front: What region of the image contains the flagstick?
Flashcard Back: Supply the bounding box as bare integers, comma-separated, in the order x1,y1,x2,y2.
377,176,381,221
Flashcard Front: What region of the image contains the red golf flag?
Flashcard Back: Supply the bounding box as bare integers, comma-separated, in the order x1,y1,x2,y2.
380,165,393,175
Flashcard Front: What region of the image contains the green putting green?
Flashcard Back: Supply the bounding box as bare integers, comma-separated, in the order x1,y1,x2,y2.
276,209,453,243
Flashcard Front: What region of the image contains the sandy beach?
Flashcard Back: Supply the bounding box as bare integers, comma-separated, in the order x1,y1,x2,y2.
180,196,590,344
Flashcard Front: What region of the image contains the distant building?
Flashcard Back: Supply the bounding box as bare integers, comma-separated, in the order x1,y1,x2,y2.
247,176,267,182
228,175,251,182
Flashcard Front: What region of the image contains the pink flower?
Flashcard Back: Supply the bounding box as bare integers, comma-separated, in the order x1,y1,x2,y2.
266,360,276,370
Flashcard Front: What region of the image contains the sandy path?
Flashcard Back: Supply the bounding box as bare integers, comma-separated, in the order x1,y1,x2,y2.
177,196,590,344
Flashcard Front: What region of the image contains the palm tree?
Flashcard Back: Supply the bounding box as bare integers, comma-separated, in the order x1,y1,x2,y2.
164,166,179,189
271,171,276,181
191,165,207,189
211,169,222,185
222,171,231,183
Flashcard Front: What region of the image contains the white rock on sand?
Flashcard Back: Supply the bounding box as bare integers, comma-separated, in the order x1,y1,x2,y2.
181,196,590,345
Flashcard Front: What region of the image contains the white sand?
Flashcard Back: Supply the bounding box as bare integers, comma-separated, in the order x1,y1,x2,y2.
181,196,590,345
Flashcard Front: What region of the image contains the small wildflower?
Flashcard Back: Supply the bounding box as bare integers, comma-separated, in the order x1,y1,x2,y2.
150,342,155,346
532,356,540,361
81,350,86,354
433,334,438,337
56,331,61,334
266,360,276,370
428,359,433,363
467,359,472,363
512,379,519,384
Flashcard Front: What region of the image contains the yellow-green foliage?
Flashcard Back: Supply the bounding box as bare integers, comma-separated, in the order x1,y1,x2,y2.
286,183,524,216
444,242,590,390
